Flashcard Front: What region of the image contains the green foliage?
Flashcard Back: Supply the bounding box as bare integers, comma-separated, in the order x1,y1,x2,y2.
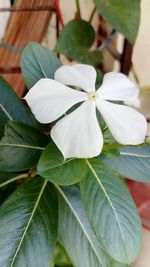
0,121,49,172
21,42,62,89
93,0,141,43
37,142,87,185
56,19,102,64
0,77,35,126
103,145,150,181
54,243,72,266
81,159,141,264
0,177,58,267
57,185,112,267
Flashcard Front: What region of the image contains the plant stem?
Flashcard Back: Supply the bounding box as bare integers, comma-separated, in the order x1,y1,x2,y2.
89,7,96,23
75,0,81,19
0,173,29,188
131,65,140,85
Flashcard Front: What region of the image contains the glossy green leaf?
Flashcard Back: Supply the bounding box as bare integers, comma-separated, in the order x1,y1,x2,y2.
56,19,102,64
37,142,87,185
57,185,112,267
21,42,62,89
81,159,141,264
102,145,150,182
0,121,49,172
0,77,35,126
93,0,140,43
0,177,58,267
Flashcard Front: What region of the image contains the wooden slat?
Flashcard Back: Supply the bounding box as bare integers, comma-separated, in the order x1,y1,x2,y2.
0,0,54,96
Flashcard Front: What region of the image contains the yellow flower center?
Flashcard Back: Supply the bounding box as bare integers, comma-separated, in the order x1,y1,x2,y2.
88,92,98,101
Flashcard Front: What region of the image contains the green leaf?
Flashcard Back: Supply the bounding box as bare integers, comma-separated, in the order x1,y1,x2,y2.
93,0,140,43
55,243,72,266
0,177,58,267
111,262,129,267
56,19,102,64
80,159,142,264
0,121,49,172
0,77,35,126
56,185,112,267
102,145,150,182
21,42,62,89
37,142,87,185
0,123,4,140
0,172,19,205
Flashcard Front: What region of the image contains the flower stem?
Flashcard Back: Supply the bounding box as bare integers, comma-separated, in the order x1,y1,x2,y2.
89,6,96,23
75,0,81,19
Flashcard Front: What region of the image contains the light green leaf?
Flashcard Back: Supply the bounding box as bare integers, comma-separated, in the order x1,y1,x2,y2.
0,177,58,267
37,142,87,185
0,121,49,172
54,243,72,266
21,42,62,89
80,159,142,264
111,262,129,267
57,185,112,267
93,0,140,43
56,19,102,64
102,145,150,181
0,77,35,126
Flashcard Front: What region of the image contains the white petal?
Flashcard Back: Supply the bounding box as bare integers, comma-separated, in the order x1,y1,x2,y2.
96,100,147,145
54,64,96,93
24,78,88,123
125,97,141,108
51,100,103,158
97,72,139,101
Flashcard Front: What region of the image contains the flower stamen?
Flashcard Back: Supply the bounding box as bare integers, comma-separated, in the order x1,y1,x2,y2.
88,92,98,101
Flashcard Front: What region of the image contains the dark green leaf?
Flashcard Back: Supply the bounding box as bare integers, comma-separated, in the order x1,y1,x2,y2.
0,172,19,205
0,77,35,126
0,123,4,140
81,159,141,264
21,42,62,89
0,177,58,267
37,142,87,185
56,19,102,64
93,0,140,43
57,185,112,267
102,145,150,182
0,121,49,172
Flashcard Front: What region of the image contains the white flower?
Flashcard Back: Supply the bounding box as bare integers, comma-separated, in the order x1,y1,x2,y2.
24,64,147,159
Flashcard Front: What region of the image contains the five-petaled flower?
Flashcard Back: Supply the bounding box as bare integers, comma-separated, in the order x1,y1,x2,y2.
24,64,147,158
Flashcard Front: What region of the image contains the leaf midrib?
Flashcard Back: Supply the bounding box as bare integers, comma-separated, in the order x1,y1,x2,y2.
0,143,44,150
9,180,47,267
85,159,129,261
0,104,13,121
120,152,150,158
55,184,105,266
